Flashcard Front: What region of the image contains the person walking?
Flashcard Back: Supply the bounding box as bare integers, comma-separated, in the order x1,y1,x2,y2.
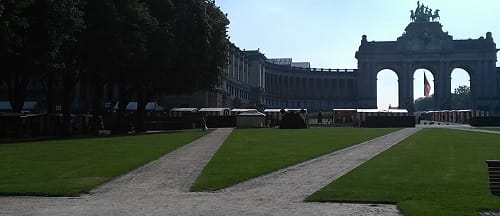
317,111,323,124
201,117,207,131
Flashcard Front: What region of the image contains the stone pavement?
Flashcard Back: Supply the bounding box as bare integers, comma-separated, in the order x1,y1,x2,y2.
0,127,421,216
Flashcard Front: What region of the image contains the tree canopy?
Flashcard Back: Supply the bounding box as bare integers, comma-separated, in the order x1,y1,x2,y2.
414,85,471,111
0,0,230,135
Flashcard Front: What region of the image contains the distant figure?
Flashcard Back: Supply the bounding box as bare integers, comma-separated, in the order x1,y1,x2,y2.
201,117,207,131
317,111,323,124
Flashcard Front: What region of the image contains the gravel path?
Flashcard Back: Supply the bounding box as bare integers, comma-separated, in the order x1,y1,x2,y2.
0,127,421,216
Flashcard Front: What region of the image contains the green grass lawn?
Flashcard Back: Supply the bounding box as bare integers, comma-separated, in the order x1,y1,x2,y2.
306,129,500,216
191,128,397,191
0,130,209,196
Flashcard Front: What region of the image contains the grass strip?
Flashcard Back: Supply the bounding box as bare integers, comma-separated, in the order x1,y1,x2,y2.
0,130,209,196
306,129,500,216
192,128,397,191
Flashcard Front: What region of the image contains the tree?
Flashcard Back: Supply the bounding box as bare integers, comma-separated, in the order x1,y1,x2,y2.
415,85,471,111
454,85,471,95
82,0,158,133
127,0,229,133
414,95,435,111
450,85,471,110
0,0,38,112
50,0,86,136
10,0,85,135
0,0,4,17
167,0,229,95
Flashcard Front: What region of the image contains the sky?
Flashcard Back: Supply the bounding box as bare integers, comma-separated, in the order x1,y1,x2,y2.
215,0,500,109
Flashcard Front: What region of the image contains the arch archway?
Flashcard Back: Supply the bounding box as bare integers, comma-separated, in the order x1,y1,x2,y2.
377,69,399,109
413,69,435,111
413,69,435,99
450,68,471,109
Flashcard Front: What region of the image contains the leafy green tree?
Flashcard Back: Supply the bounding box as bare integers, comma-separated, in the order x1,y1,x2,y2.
128,0,229,132
414,95,435,111
114,0,158,133
0,0,38,112
81,0,118,125
168,0,229,95
51,0,86,136
450,85,471,109
0,0,4,17
82,0,158,133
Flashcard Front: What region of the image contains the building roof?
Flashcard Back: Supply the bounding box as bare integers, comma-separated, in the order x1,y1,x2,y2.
0,101,37,111
264,108,307,113
333,109,357,111
169,108,198,112
356,109,408,113
199,108,230,112
237,110,266,116
231,108,257,112
114,102,162,111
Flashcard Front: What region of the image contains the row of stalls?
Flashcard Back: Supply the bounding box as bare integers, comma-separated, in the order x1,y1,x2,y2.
419,110,489,124
167,107,269,128
167,108,309,128
332,109,411,127
263,109,308,127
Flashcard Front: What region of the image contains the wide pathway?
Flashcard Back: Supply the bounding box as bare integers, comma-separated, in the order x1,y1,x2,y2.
0,127,421,216
417,121,500,135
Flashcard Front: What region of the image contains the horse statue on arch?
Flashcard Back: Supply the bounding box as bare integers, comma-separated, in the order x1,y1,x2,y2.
431,9,440,22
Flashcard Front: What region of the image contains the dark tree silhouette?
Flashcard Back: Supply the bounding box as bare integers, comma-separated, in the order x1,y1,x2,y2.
450,85,471,110
0,1,38,112
415,85,471,111
1,0,230,136
414,95,435,111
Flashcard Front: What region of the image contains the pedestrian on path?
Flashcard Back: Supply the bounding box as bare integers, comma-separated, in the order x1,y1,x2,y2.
201,117,208,131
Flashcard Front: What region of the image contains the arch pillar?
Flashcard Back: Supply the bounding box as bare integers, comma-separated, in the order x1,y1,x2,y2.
399,63,415,113
356,62,377,108
474,59,499,113
435,62,451,110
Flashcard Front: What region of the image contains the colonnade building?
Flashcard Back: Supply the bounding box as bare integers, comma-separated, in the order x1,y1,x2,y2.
164,43,358,112
166,16,500,114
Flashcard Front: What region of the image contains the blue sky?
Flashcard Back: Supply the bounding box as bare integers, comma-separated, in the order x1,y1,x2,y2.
216,0,500,109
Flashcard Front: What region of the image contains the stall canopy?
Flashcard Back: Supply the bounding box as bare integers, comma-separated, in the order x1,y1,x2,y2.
236,110,266,128
198,108,230,116
0,101,37,112
113,102,163,111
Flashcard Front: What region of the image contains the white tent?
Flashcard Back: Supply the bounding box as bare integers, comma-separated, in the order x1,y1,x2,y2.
113,102,163,111
198,108,230,116
236,110,266,128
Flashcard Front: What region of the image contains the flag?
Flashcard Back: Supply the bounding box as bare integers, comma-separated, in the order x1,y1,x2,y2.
424,73,431,97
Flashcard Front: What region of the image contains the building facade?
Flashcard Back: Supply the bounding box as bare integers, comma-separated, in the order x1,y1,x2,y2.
164,43,359,112
168,19,500,114
2,12,499,115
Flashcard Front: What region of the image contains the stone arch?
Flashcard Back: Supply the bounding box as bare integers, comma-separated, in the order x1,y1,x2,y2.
356,21,498,113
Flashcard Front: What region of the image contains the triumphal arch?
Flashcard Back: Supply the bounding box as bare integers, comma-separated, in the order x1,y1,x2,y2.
355,3,499,113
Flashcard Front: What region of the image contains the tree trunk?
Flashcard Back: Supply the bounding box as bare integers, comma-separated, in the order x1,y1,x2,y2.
62,72,77,137
114,80,130,134
134,86,148,133
46,71,55,114
7,72,29,113
91,76,105,134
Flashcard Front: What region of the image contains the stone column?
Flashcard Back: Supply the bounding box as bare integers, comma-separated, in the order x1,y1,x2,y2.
356,62,377,108
398,68,414,112
436,62,451,110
